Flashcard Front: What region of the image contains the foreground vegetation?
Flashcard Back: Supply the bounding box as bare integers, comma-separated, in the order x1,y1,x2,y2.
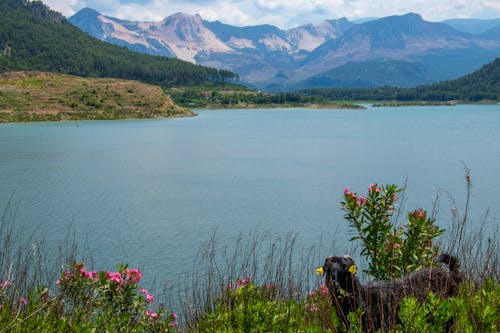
0,71,194,122
0,175,498,331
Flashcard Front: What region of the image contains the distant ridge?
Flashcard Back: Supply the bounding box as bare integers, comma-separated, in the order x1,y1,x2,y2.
443,18,500,35
69,8,500,91
299,57,500,102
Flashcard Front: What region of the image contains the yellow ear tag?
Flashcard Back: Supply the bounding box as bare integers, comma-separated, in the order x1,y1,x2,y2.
316,266,324,275
348,264,357,274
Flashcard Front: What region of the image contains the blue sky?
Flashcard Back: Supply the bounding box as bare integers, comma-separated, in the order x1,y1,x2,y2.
43,0,500,28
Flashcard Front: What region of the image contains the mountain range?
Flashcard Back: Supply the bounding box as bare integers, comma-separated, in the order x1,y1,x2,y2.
69,9,500,91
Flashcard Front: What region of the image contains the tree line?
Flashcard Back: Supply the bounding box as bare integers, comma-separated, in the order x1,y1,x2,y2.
299,58,500,102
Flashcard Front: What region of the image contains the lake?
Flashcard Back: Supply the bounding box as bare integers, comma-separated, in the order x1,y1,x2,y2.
0,104,499,293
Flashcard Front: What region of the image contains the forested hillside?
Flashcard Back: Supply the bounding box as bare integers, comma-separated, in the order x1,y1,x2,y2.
299,58,500,102
0,0,237,86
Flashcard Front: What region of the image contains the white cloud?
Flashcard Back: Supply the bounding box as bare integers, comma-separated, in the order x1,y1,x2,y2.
42,0,500,27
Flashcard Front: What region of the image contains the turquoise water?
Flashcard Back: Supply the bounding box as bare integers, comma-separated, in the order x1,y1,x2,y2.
1,104,499,289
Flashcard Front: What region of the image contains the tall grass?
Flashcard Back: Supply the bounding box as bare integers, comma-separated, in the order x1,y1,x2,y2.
0,172,498,332
0,199,78,306
179,230,323,329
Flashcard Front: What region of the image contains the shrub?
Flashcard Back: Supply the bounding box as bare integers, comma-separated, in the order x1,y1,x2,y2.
342,183,444,279
56,262,179,332
195,277,315,332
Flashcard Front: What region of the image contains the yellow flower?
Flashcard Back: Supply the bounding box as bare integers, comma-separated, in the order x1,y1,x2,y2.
316,266,324,275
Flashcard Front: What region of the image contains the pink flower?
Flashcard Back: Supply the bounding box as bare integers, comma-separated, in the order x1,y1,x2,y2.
145,293,154,304
20,297,28,305
84,270,98,281
106,272,123,285
140,288,148,294
241,277,251,285
170,321,178,327
392,194,397,201
124,268,142,283
1,280,12,289
56,279,61,285
320,284,329,294
145,310,159,321
172,313,178,320
236,277,252,288
356,199,362,206
344,187,351,196
375,187,381,193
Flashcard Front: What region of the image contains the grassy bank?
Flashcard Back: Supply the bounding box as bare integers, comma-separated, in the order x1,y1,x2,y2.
0,71,195,123
0,177,498,332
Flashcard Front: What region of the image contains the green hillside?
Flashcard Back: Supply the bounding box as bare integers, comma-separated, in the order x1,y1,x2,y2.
0,0,237,86
0,71,195,122
299,57,500,102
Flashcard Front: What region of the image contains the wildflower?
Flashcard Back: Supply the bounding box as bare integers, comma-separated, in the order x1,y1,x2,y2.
145,310,159,321
20,297,28,305
169,313,179,327
140,288,148,294
84,270,98,281
106,271,123,285
145,293,154,304
0,280,12,289
241,277,251,285
320,284,329,294
124,268,142,283
392,194,397,201
55,279,61,285
344,187,351,195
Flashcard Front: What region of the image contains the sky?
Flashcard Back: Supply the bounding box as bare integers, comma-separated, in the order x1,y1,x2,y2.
42,0,500,28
